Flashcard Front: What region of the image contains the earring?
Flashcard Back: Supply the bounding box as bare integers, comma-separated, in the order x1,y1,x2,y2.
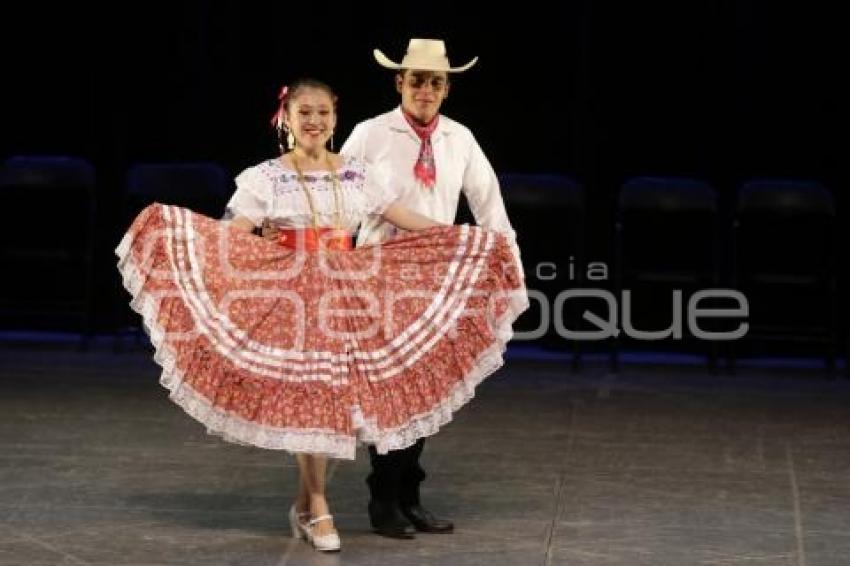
275,126,284,153
329,132,335,152
286,130,295,150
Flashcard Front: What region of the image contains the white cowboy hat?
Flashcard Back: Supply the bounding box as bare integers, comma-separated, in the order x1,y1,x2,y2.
373,38,478,73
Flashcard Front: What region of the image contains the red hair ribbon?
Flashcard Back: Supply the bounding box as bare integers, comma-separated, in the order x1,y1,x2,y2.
269,84,289,128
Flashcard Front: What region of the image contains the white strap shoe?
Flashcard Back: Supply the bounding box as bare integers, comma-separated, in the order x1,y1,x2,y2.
288,505,310,540
304,514,341,552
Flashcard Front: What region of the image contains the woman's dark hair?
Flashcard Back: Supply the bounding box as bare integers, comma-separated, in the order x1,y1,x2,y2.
280,77,338,113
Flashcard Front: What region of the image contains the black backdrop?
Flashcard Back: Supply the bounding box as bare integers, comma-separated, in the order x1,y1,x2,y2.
3,1,845,340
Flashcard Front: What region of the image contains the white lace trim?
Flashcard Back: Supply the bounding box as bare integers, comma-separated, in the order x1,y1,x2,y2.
356,290,529,455
116,228,529,460
117,235,358,458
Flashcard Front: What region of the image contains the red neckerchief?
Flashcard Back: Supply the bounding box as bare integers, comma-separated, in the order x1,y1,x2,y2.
403,111,440,189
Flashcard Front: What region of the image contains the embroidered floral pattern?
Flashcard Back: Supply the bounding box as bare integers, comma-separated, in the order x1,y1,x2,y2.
264,156,365,188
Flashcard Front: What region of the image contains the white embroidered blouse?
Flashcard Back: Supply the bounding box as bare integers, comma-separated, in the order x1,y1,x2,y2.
226,155,397,231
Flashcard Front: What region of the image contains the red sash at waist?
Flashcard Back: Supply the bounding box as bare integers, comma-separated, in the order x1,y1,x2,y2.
277,227,353,252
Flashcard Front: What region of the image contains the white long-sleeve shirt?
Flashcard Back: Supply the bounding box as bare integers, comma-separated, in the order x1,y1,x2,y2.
341,107,523,274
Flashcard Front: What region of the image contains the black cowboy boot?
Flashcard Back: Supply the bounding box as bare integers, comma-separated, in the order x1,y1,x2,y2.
398,439,454,533
367,446,415,539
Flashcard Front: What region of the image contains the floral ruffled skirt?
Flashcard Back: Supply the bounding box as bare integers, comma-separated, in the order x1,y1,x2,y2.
116,204,527,459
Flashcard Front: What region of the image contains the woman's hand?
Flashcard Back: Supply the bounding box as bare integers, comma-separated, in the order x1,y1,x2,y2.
229,216,280,241
229,216,257,233
260,219,280,241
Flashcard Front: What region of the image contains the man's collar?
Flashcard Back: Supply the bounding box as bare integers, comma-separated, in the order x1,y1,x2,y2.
389,106,451,137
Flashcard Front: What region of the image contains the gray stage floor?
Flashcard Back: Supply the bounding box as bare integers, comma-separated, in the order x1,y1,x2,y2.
1,345,849,565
